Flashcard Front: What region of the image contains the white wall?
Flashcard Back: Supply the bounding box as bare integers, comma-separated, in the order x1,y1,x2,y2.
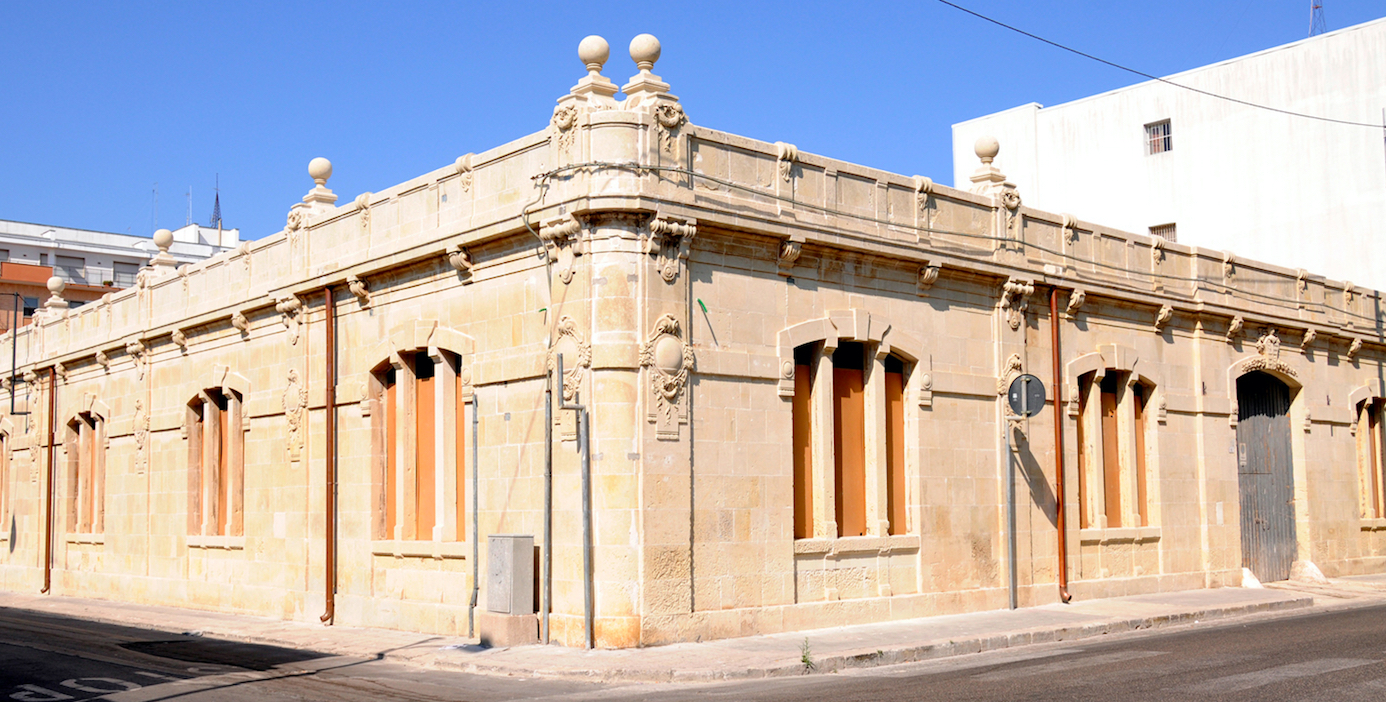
953,18,1386,288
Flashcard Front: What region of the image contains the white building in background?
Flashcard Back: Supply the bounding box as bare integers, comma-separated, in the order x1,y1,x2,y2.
952,17,1386,289
0,219,239,286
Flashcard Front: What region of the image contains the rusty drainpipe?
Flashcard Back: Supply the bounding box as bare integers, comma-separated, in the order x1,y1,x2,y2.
321,287,338,624
1050,287,1072,604
41,366,56,594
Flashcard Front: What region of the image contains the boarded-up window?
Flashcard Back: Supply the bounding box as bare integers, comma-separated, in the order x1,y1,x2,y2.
1358,399,1386,519
885,356,906,535
65,412,105,534
188,389,244,536
833,342,868,538
376,349,468,542
792,345,815,539
1077,371,1154,530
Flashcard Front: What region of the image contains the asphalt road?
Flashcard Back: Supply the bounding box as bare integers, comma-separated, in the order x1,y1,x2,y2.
5,602,1386,701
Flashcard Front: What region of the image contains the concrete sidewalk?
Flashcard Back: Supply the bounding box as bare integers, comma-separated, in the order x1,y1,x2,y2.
0,585,1344,683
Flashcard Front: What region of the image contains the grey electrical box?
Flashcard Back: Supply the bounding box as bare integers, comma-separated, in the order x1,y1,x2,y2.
487,534,534,615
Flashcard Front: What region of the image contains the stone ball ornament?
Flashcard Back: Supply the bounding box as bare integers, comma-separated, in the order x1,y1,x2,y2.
309,157,333,185
975,135,1000,164
153,228,173,251
578,35,610,72
47,276,66,296
629,33,661,71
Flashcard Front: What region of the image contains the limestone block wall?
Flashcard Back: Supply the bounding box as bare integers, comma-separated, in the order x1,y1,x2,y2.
2,36,1386,648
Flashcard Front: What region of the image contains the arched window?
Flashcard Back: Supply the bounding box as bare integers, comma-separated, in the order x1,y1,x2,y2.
65,410,106,534
1076,371,1152,529
187,388,245,536
371,348,468,542
791,339,910,539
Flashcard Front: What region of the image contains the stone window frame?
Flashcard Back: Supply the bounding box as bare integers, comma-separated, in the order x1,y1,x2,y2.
185,370,250,545
1349,384,1386,526
64,396,110,537
778,310,925,545
365,321,475,557
1066,345,1164,537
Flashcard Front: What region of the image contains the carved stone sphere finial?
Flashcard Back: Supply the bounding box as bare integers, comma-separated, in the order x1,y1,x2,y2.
47,276,66,296
153,228,173,252
975,135,1000,165
308,157,333,186
629,33,661,72
578,35,610,73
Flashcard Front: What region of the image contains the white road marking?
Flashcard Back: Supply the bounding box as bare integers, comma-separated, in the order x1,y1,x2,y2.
1171,658,1376,694
971,650,1166,682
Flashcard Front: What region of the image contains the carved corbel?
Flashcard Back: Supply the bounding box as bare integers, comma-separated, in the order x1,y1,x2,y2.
354,192,372,233
454,154,474,192
774,141,798,182
22,369,37,388
1154,304,1174,332
231,310,250,336
126,340,147,381
276,295,303,345
777,239,803,276
1061,214,1079,244
447,245,475,284
1151,236,1165,268
646,215,696,283
1348,337,1363,360
1301,328,1317,350
1222,251,1235,282
54,363,67,383
1000,278,1034,331
95,350,110,371
640,313,695,440
917,264,941,294
1227,315,1244,343
542,214,584,285
347,275,371,307
913,176,934,244
172,328,189,352
1065,288,1086,318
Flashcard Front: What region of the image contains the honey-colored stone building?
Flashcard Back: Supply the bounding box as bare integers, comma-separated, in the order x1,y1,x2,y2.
2,34,1385,649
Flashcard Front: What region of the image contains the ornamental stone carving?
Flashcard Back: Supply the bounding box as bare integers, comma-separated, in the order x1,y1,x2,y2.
1065,288,1086,317
775,141,797,182
454,154,474,192
1227,315,1244,342
542,213,584,285
918,264,941,294
54,362,67,383
547,316,591,404
1348,337,1363,360
447,245,475,284
231,311,250,336
134,398,149,475
1222,252,1235,281
653,104,686,155
95,349,110,371
172,329,188,352
551,104,578,151
1255,328,1281,360
354,192,372,233
640,313,695,440
126,340,147,381
997,353,1023,396
276,295,303,345
1000,278,1034,331
348,275,371,307
645,215,696,283
283,368,308,461
777,240,802,276
1154,304,1173,332
1301,328,1317,350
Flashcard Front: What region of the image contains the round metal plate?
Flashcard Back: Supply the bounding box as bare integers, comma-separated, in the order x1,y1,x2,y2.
1007,374,1046,418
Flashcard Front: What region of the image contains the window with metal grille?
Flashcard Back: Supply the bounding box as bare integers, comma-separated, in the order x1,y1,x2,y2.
56,255,86,284
1149,223,1177,242
1145,120,1172,154
113,262,139,287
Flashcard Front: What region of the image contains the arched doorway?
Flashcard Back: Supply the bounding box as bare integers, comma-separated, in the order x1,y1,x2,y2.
1236,371,1296,582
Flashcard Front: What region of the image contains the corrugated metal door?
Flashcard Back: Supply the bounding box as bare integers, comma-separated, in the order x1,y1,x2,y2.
1236,371,1296,582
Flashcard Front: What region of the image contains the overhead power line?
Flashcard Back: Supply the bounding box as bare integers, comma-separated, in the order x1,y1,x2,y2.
935,0,1381,129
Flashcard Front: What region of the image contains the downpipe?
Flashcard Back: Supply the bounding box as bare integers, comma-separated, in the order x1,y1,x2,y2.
1050,288,1073,604
321,287,338,623
41,367,56,594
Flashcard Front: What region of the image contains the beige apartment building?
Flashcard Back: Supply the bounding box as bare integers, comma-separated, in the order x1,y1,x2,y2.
1,35,1384,649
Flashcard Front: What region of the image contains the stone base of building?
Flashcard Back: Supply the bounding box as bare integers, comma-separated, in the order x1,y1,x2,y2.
478,611,538,648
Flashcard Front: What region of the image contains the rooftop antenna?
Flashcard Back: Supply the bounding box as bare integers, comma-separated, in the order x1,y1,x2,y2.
1309,1,1326,37
186,186,192,226
210,174,223,232
151,183,158,233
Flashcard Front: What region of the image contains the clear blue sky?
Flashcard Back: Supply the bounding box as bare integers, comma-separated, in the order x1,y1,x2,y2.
3,1,1382,242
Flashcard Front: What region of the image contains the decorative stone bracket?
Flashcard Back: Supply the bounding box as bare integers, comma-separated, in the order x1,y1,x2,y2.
231,311,250,337
917,263,941,295
172,328,189,353
1000,278,1034,331
653,104,687,156
641,313,695,440
1065,288,1086,318
126,340,148,381
542,213,585,285
348,275,371,307
774,141,797,183
276,295,304,345
1227,315,1244,343
447,245,475,284
1154,304,1174,332
777,239,803,276
454,154,474,193
645,215,696,283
